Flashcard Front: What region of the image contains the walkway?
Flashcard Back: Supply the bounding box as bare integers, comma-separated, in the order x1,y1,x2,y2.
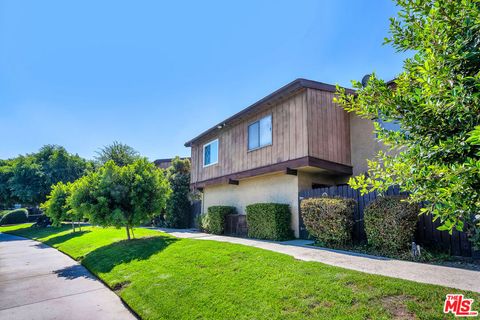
155,228,480,293
0,233,136,320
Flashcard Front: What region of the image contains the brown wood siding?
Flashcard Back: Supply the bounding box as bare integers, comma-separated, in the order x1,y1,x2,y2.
191,90,309,183
190,88,351,184
306,88,351,166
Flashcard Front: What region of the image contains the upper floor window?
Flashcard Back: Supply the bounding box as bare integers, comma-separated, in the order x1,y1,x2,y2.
248,115,272,151
203,139,218,167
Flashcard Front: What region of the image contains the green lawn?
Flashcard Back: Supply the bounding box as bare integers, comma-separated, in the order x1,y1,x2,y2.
1,224,477,319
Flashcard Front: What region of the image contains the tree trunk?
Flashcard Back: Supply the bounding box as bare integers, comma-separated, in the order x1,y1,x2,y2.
130,227,135,239
71,221,75,233
126,225,131,240
78,222,82,232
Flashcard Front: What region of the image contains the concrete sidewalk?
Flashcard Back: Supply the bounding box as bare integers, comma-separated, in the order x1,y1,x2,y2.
0,233,136,320
154,228,480,293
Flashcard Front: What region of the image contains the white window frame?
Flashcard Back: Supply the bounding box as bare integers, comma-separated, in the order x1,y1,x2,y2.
203,139,219,167
248,114,272,151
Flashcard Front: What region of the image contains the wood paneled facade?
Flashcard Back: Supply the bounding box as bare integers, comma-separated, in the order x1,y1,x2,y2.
187,80,354,187
306,88,351,166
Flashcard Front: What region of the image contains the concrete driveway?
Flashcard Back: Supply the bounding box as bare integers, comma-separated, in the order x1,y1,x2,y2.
0,233,136,320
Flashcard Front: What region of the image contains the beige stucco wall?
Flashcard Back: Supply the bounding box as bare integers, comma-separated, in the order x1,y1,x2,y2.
349,114,380,176
297,171,338,191
202,172,301,237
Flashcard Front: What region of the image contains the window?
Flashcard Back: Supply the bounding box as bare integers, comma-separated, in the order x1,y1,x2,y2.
248,115,272,150
203,139,218,167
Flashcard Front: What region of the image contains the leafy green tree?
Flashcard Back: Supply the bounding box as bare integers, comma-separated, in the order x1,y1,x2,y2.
41,181,83,231
335,0,480,245
95,141,140,167
5,145,92,206
70,159,170,239
0,160,17,208
165,157,192,228
8,156,45,206
67,172,99,230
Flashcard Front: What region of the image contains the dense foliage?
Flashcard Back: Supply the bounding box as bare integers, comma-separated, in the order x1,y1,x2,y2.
301,197,355,245
0,145,92,206
364,196,420,254
69,159,170,239
41,181,84,231
95,141,141,167
165,157,191,228
0,208,28,225
0,160,15,208
41,182,71,226
246,203,292,240
335,0,480,246
201,206,235,234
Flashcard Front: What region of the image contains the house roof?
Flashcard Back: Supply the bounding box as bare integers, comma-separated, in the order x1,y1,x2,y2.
184,78,355,147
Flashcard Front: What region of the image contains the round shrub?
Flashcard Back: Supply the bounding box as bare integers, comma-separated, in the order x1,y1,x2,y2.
201,206,236,234
301,197,355,244
246,203,293,240
0,208,28,225
364,196,419,253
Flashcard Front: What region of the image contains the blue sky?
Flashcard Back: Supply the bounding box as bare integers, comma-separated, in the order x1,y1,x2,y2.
0,0,406,161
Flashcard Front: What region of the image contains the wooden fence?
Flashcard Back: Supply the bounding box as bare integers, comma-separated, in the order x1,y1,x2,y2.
299,185,474,257
224,214,248,237
189,200,202,229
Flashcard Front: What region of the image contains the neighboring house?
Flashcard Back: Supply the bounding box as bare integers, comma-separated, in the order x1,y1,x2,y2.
184,78,381,238
154,157,190,169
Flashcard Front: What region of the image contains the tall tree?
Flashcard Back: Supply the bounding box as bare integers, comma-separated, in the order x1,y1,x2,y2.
165,157,192,228
0,160,17,208
335,0,480,246
5,145,92,206
95,141,140,167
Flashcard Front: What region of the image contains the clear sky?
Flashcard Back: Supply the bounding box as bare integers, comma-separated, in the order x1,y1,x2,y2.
0,0,407,161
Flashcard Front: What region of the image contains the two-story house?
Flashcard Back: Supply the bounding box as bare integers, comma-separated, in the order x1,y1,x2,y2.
184,78,380,238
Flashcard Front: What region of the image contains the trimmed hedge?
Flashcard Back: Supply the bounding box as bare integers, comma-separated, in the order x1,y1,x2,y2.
246,203,292,240
0,208,28,225
364,196,419,253
301,197,356,245
201,206,236,234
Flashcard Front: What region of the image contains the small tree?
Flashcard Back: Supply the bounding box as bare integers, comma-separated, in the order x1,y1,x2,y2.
165,157,191,228
334,0,480,246
71,159,170,240
41,181,81,231
67,173,99,231
95,141,141,167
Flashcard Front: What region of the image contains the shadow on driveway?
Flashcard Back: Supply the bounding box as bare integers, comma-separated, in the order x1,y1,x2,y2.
53,264,97,280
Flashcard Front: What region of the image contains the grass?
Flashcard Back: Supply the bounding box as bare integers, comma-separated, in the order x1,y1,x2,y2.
1,224,478,319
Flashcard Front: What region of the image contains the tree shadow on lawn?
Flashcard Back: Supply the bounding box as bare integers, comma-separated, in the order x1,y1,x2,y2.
82,235,178,274
8,225,73,241
42,230,91,247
